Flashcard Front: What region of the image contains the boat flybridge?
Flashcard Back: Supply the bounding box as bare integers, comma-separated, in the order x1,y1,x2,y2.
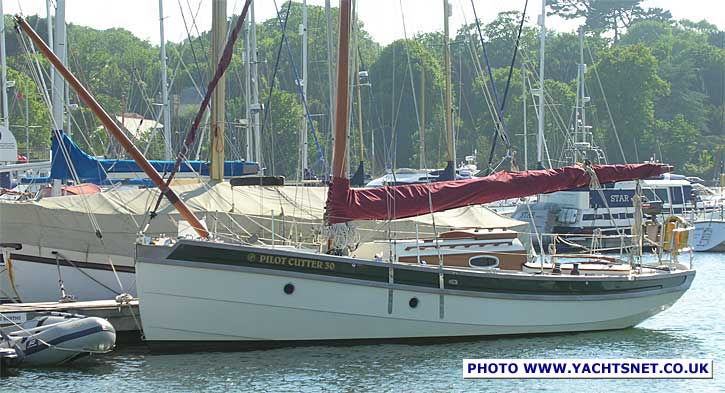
14,0,695,351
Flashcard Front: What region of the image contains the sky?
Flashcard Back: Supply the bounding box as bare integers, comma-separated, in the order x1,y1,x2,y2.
2,0,724,46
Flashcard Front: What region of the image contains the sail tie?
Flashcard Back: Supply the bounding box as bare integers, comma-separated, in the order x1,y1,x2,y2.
582,161,601,189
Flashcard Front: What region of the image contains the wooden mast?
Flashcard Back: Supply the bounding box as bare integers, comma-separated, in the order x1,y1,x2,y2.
210,0,226,181
14,15,210,239
331,0,352,179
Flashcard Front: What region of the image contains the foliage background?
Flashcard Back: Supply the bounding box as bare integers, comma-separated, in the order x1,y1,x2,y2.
2,0,724,180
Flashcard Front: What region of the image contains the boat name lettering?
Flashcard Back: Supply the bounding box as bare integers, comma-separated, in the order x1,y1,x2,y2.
610,194,630,203
246,253,335,271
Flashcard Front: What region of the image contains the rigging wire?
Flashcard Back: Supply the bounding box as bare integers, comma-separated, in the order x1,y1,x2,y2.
456,5,501,159
525,72,553,167
499,0,529,112
586,41,627,163
176,0,208,89
271,0,328,181
258,0,293,174
358,46,389,173
469,0,513,172
397,0,422,140
149,0,253,218
387,42,416,174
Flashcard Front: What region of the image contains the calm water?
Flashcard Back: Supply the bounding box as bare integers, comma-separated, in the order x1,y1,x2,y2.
1,254,723,392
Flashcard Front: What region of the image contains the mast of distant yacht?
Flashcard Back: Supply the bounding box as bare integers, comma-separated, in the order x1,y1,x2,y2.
301,0,309,176
250,1,261,172
522,67,527,170
159,0,173,160
442,0,455,178
0,0,8,129
50,0,67,196
46,0,54,100
51,0,66,136
244,10,252,160
536,0,545,169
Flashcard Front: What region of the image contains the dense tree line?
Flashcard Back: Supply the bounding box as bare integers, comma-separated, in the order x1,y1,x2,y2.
2,0,724,180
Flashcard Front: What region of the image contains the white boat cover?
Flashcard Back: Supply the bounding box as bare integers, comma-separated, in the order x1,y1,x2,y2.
0,182,526,259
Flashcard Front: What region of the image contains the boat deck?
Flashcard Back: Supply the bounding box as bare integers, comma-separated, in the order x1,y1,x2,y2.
0,299,142,344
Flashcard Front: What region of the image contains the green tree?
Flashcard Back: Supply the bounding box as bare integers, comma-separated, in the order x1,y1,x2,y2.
369,39,445,169
262,89,305,178
587,44,668,162
548,0,671,41
651,114,701,166
4,66,52,159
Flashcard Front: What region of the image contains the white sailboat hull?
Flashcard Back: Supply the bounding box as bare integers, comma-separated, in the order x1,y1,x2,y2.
139,265,683,343
136,241,694,349
0,245,134,303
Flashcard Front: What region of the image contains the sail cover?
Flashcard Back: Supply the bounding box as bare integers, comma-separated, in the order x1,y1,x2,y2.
326,163,669,223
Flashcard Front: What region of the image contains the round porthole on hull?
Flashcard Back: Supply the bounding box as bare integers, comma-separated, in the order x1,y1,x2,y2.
409,297,419,308
284,283,295,295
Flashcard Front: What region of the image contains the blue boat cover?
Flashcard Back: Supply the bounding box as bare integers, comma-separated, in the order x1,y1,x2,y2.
21,132,259,185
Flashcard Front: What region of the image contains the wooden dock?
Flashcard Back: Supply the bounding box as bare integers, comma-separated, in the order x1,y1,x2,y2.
0,299,143,344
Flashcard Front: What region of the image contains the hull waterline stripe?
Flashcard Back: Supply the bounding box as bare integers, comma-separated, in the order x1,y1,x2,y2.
2,254,135,274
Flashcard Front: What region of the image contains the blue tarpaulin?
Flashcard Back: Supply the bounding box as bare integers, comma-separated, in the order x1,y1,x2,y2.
21,132,259,185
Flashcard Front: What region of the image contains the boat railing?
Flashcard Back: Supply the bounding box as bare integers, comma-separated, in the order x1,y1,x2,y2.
663,226,695,270
546,231,634,256
536,220,694,271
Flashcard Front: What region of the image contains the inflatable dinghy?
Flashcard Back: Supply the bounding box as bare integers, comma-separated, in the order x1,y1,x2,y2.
0,312,116,366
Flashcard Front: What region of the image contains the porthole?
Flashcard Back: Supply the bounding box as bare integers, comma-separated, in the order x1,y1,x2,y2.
469,256,499,269
409,297,419,308
283,283,295,295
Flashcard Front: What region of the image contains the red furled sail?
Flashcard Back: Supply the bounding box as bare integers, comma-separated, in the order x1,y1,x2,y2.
326,163,669,223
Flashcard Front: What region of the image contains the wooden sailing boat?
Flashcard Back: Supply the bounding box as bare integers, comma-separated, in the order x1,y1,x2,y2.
15,0,695,351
